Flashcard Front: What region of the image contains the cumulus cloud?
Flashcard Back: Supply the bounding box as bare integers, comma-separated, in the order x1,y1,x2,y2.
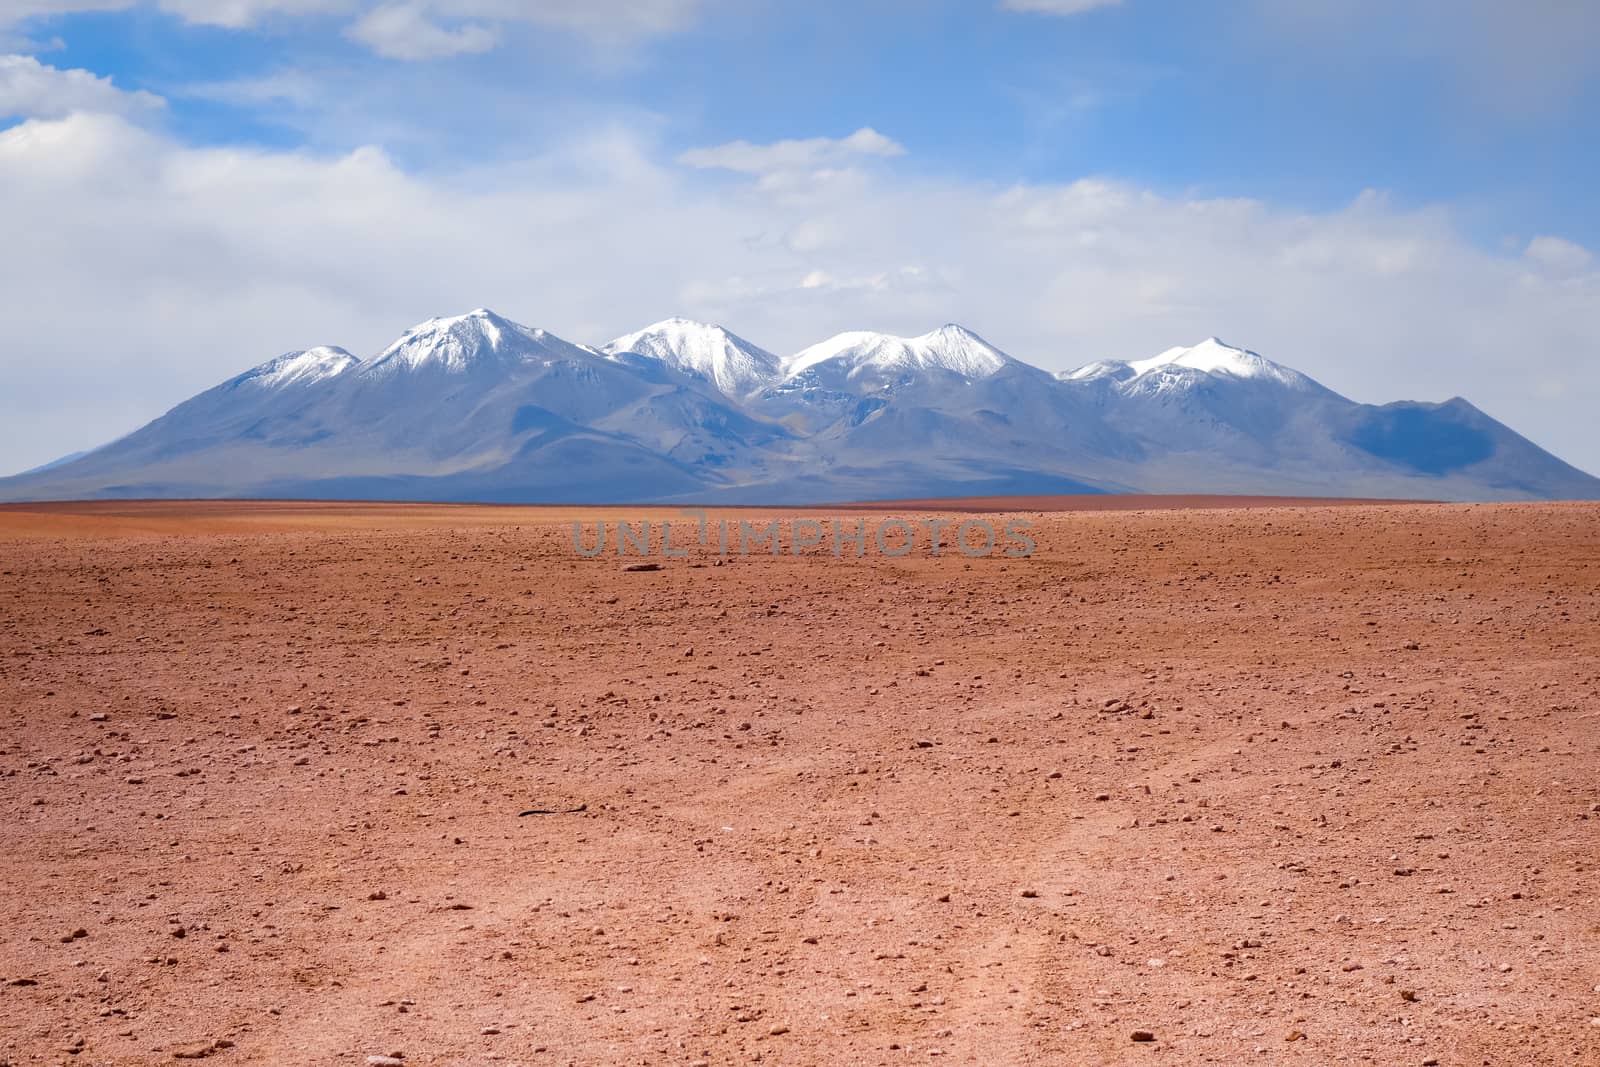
346,3,495,59
1524,235,1594,278
0,111,1596,478
0,53,164,118
678,128,906,176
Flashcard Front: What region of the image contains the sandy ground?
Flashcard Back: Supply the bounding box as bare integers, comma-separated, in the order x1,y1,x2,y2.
1,498,1597,1066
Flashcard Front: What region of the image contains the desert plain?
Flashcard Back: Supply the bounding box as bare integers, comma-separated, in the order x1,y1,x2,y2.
1,498,1597,1066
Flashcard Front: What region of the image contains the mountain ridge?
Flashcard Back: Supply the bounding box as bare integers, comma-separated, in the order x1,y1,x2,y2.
4,309,1597,504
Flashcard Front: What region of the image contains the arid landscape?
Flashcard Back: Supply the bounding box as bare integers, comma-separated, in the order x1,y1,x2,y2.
1,497,1597,1066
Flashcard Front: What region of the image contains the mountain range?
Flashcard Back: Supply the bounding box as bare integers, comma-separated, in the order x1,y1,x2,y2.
3,308,1596,504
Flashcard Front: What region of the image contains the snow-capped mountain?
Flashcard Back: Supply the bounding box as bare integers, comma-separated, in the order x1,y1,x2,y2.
3,311,1596,504
1065,337,1324,394
781,324,1015,392
601,318,781,398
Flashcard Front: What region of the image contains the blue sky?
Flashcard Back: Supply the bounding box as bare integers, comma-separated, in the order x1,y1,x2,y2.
1,0,1597,475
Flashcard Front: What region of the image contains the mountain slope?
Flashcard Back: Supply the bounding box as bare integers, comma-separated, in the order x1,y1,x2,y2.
1,315,1595,504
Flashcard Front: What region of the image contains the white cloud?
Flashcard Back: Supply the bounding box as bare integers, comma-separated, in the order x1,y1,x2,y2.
0,0,131,21
346,3,495,59
435,0,704,39
999,0,1122,15
0,52,163,117
1,111,1597,481
678,128,906,176
179,68,324,108
1524,235,1593,278
155,0,358,27
1,0,707,52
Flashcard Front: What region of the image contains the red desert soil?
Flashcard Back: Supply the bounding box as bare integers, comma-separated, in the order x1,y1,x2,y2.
1,498,1597,1066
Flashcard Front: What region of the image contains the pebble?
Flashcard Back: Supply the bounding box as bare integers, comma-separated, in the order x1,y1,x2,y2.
1130,1029,1156,1042
365,1058,404,1067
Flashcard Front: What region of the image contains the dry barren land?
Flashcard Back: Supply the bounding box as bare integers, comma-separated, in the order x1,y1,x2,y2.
1,499,1597,1066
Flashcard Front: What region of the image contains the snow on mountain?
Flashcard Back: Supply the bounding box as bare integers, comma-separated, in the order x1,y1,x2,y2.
1064,338,1322,394
244,346,361,389
602,318,782,398
783,324,1015,390
2,312,1597,504
362,308,589,377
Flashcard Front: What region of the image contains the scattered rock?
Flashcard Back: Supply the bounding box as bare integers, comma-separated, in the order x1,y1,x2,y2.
171,1039,230,1060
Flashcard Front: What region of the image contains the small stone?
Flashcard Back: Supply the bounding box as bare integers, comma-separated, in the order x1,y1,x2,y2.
1285,1029,1306,1042
1130,1030,1156,1042
1019,889,1039,898
366,1058,405,1067
768,1025,790,1036
171,1042,216,1060
1093,792,1111,802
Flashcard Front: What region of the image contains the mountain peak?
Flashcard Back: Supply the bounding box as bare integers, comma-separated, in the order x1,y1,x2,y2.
366,308,547,375
603,318,781,397
784,325,1013,386
242,346,360,389
1127,337,1317,390
1060,337,1323,393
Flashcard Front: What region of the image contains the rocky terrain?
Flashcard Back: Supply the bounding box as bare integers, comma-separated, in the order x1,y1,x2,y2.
1,498,1598,1065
